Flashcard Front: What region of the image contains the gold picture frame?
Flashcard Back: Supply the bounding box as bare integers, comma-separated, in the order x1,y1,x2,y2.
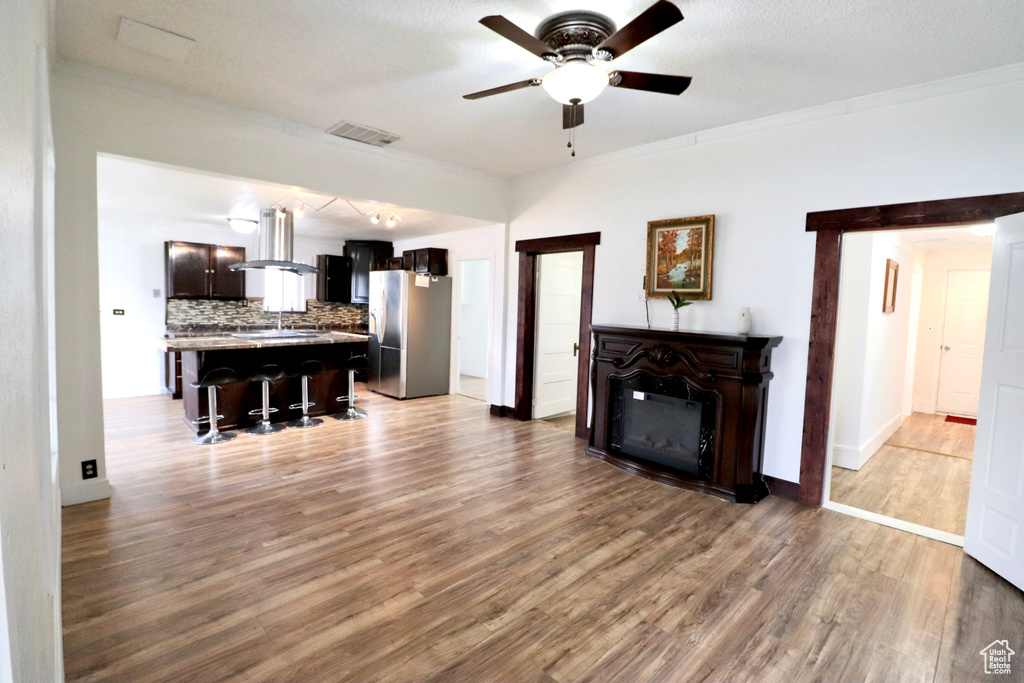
645,215,715,300
882,258,899,313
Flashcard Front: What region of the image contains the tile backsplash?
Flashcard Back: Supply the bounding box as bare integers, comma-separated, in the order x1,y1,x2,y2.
166,298,367,332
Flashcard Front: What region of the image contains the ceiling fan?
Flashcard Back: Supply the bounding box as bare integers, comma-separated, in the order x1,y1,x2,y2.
464,0,692,131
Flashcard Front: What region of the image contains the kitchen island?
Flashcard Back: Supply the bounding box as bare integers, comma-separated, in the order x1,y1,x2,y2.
158,331,369,433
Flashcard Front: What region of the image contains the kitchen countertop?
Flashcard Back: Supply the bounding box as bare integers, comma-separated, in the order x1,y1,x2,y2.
158,331,369,352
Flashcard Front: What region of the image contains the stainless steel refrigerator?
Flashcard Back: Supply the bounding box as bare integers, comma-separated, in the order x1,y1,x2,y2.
368,270,452,399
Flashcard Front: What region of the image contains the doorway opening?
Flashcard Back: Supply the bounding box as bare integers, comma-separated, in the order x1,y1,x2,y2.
456,259,491,402
513,232,600,439
533,251,584,432
826,226,994,544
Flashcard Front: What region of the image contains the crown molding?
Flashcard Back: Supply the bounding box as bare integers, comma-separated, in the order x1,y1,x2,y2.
512,61,1024,187
54,59,511,189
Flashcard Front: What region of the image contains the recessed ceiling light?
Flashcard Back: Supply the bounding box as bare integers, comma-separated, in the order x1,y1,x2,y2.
116,17,196,61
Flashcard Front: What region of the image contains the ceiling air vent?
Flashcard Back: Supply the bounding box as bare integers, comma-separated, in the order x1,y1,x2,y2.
325,121,400,147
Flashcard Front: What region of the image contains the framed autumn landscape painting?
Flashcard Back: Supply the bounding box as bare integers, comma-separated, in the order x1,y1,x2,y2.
645,215,715,300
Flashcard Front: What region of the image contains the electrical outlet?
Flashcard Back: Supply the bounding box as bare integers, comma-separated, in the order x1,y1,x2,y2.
153,289,161,298
81,459,98,480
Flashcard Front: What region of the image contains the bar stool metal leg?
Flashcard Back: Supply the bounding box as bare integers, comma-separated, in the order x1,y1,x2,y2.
192,385,237,444
288,374,323,428
334,370,367,421
247,379,285,435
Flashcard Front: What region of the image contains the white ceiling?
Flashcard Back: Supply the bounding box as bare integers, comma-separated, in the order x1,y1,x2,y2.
57,0,1024,178
898,225,995,251
96,154,495,240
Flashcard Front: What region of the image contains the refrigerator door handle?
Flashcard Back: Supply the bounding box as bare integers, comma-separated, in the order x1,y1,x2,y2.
379,285,387,342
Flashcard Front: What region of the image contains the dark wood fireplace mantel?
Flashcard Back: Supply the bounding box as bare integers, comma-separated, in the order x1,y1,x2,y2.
588,325,782,503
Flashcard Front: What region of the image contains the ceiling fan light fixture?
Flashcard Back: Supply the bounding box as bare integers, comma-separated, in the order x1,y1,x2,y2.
541,61,608,104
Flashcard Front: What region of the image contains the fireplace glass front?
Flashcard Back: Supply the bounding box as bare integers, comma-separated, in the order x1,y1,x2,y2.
609,374,717,480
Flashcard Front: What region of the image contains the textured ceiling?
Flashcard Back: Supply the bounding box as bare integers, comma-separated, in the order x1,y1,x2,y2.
97,155,495,240
60,0,1024,178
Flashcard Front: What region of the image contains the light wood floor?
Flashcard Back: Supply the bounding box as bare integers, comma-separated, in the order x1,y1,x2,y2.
541,413,577,433
457,374,487,402
831,414,975,535
62,392,1022,682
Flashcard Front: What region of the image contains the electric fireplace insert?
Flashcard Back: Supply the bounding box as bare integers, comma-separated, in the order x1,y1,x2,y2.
587,325,782,503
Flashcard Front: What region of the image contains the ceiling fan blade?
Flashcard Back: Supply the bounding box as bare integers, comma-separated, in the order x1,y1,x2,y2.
609,71,692,95
596,0,683,59
562,103,585,130
479,16,556,60
463,79,541,100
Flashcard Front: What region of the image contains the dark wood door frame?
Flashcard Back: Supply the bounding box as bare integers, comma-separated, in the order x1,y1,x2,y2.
790,192,1024,507
514,232,601,439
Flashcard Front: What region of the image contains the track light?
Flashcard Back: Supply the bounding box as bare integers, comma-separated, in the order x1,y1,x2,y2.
344,199,400,228
270,196,334,218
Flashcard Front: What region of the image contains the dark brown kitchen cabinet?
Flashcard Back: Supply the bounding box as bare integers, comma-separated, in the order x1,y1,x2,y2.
343,240,393,304
404,248,448,276
316,254,353,303
165,241,246,299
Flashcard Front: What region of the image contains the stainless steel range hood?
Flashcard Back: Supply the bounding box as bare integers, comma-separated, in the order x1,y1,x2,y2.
228,208,320,275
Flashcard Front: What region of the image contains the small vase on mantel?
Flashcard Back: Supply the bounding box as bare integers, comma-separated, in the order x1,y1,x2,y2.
738,307,752,335
667,291,690,332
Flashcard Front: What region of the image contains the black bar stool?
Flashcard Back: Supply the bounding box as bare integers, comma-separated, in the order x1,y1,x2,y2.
190,367,238,445
335,355,368,421
288,360,324,429
247,364,286,435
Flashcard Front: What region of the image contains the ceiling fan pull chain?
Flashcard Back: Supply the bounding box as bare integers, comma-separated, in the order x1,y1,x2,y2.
569,98,579,157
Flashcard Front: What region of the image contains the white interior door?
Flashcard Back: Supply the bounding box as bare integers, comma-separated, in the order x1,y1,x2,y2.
936,269,990,416
964,212,1024,591
533,251,583,419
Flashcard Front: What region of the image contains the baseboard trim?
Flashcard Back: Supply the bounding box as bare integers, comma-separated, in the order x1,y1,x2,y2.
765,475,803,503
823,500,964,547
832,414,904,471
831,445,862,470
61,478,111,506
912,399,934,414
489,405,514,418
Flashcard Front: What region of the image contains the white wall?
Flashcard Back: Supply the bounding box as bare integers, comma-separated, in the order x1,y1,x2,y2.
507,75,1024,483
51,63,509,504
458,260,491,379
912,246,994,413
832,232,914,470
0,0,63,679
97,216,348,399
394,224,507,404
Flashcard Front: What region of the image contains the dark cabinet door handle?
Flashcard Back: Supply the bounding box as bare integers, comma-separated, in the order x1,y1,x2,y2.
573,342,579,357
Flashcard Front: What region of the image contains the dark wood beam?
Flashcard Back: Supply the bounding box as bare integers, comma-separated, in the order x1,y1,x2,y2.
516,232,601,254
575,245,596,440
806,192,1024,233
514,252,538,421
